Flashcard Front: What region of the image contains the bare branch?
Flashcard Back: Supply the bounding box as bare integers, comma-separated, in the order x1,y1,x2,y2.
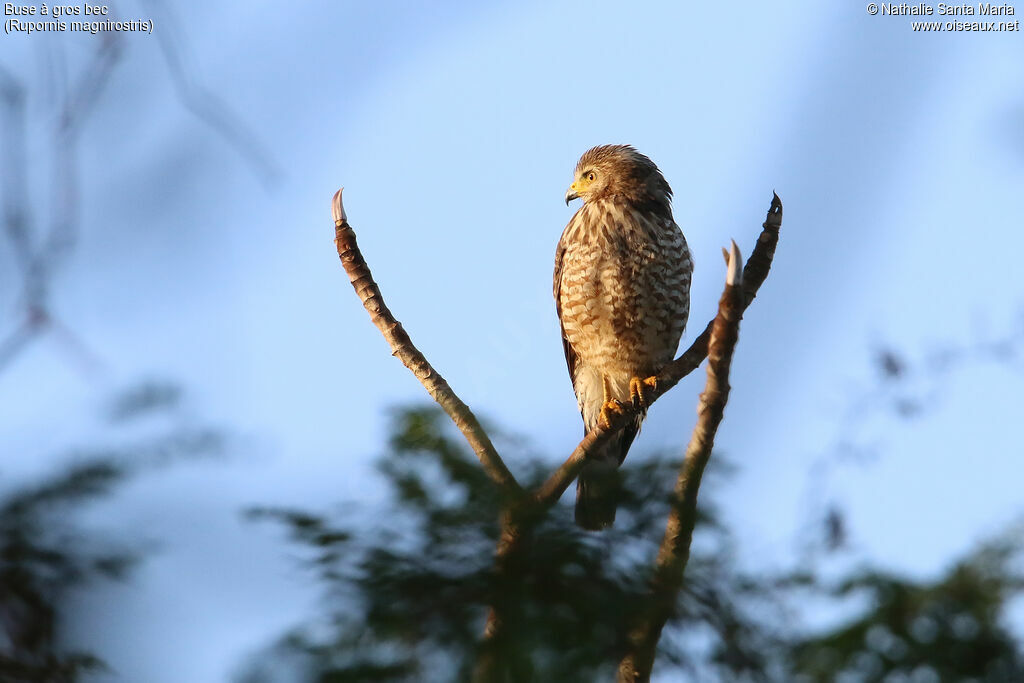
533,194,782,509
617,240,747,683
0,65,33,275
331,189,522,497
1,24,277,378
473,506,533,683
44,34,122,284
663,193,781,389
0,322,39,375
531,421,610,508
0,36,122,379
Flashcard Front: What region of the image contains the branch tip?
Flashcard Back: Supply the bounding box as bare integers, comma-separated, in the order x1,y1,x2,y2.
331,187,347,225
329,189,520,498
768,192,783,221
726,240,742,286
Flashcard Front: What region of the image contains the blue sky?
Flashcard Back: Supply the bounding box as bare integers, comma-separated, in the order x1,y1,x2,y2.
2,1,1023,680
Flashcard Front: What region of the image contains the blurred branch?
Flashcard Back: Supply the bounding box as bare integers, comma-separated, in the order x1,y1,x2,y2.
44,35,121,276
0,21,280,377
0,36,121,376
533,193,782,509
331,189,522,498
0,320,36,374
617,241,746,683
145,0,281,186
0,65,44,375
0,65,32,274
798,306,1024,560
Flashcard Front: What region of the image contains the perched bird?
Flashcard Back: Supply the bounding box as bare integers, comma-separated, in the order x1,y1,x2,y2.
554,145,692,530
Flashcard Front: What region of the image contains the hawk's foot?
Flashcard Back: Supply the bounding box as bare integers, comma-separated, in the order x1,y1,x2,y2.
630,375,658,409
599,399,626,430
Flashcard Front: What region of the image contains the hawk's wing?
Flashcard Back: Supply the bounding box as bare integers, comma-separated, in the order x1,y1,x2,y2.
553,238,580,392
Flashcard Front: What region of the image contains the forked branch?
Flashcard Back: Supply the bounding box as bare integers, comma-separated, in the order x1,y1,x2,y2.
332,189,522,497
330,187,782,683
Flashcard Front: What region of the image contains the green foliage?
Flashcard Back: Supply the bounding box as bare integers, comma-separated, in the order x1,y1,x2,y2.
0,381,223,682
242,405,1024,683
241,406,782,682
792,530,1024,682
0,459,129,681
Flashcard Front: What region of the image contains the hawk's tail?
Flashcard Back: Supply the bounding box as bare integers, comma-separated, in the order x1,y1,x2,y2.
575,460,619,530
574,419,640,531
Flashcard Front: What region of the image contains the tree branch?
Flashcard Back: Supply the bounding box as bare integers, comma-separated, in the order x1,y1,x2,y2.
617,240,747,683
330,188,781,682
331,189,522,497
472,505,533,683
532,193,782,509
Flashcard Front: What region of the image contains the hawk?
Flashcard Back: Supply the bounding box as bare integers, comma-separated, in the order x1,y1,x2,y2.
554,145,692,530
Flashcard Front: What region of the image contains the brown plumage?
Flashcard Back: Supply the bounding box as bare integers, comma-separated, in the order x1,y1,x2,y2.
554,145,692,529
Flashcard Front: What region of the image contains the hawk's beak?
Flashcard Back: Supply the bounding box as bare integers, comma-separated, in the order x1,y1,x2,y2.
565,182,580,206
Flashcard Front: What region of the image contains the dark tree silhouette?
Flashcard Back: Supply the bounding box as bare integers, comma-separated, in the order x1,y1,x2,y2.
0,381,224,682
240,404,1024,683
241,405,786,683
791,529,1024,682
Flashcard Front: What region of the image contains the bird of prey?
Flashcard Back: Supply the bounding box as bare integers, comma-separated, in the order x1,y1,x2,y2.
554,145,692,530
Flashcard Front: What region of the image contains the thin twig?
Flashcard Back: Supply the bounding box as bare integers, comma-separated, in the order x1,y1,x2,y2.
37,34,122,301
0,323,38,375
1,27,279,378
532,194,782,509
472,505,533,683
145,0,281,186
331,189,522,497
617,240,747,683
0,42,120,375
0,65,32,274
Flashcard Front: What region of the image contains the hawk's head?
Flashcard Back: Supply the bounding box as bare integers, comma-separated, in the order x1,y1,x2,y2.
565,145,672,210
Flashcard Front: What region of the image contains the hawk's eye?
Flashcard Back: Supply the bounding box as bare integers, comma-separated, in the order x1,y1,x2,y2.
587,172,596,182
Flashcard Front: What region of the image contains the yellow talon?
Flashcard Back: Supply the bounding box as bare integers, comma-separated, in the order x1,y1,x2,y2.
599,399,626,430
629,375,658,409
